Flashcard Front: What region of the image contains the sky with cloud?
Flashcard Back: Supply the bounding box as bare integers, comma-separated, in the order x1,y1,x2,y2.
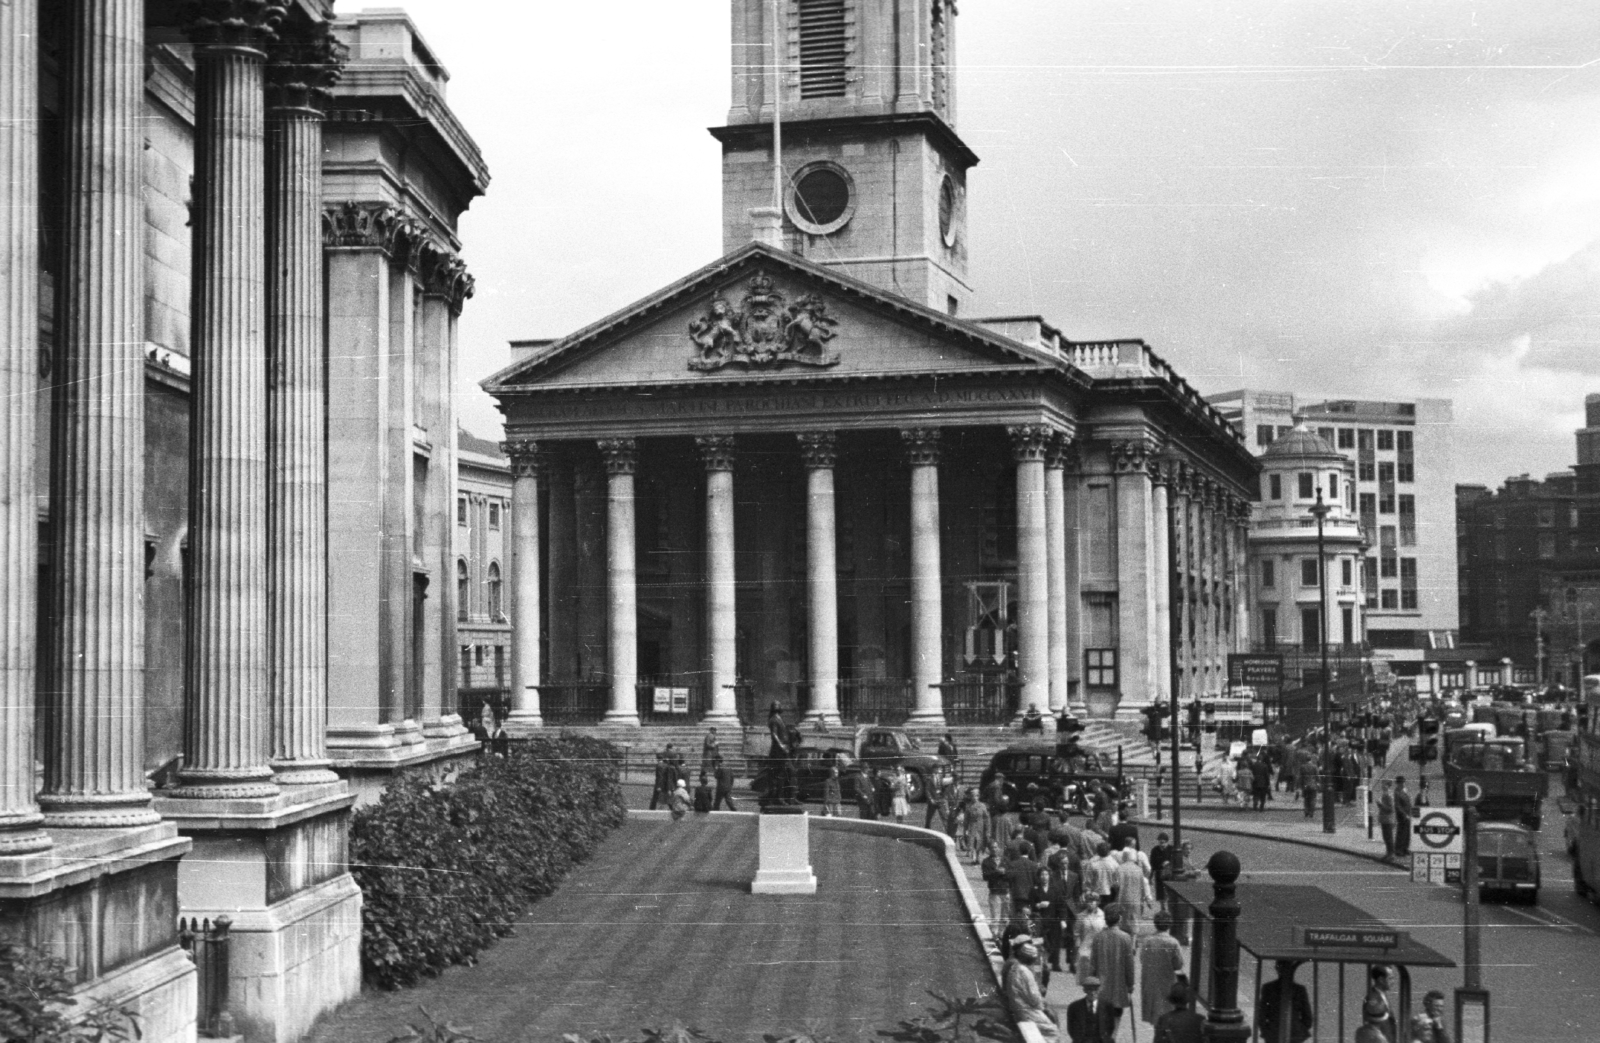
335,0,1600,487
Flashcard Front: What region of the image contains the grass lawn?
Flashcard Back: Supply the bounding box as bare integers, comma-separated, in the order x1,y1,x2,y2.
305,816,995,1043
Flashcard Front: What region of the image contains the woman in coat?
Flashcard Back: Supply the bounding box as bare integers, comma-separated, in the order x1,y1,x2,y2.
1140,912,1186,1027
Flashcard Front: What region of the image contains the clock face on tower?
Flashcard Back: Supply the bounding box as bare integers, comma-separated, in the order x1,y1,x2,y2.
938,174,958,247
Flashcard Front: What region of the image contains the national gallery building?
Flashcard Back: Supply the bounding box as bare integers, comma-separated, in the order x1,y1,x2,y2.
485,0,1260,734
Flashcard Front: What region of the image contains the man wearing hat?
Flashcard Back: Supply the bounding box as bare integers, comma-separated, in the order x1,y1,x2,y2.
1065,976,1116,1043
1151,980,1204,1043
1003,939,1058,1040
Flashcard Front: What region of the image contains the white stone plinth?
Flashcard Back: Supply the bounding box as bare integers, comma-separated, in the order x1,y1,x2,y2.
751,810,817,894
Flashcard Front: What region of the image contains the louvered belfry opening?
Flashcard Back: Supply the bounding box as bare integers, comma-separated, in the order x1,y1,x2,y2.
798,0,848,98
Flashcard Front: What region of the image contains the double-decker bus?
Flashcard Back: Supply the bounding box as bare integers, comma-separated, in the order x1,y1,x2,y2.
1572,676,1600,901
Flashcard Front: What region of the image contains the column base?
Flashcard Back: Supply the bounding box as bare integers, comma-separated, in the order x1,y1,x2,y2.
421,713,471,741
904,710,948,729
600,711,641,727
271,761,343,787
392,718,426,746
37,792,164,829
699,710,742,727
155,785,361,1043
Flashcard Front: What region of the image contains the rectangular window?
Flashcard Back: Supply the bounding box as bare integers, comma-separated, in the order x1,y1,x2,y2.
1257,425,1276,447
1397,460,1414,483
488,502,501,528
1358,429,1374,451
1378,461,1395,484
457,497,468,525
1359,492,1376,517
1377,429,1394,451
1261,559,1276,589
475,645,485,666
1085,648,1118,687
1400,557,1417,583
1261,607,1278,648
797,0,849,98
1341,558,1353,587
1396,430,1413,452
1328,473,1339,499
1401,589,1418,610
1301,558,1321,587
1379,493,1395,513
1298,472,1314,499
1341,607,1354,646
1359,460,1375,482
1381,557,1398,578
1399,495,1416,546
1301,607,1321,651
460,646,472,686
1381,588,1398,609
1364,557,1378,607
1337,428,1355,449
1269,474,1282,500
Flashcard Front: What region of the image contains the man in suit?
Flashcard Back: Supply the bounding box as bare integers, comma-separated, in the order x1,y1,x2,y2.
1257,961,1313,1043
1408,989,1454,1043
1088,908,1135,1035
1066,976,1117,1043
1393,778,1414,857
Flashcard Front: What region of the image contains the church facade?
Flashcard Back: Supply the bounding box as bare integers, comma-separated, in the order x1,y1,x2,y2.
484,0,1259,732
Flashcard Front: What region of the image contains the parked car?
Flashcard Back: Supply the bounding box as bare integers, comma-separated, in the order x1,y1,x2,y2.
749,746,861,803
850,727,955,802
1475,822,1541,904
978,744,1126,814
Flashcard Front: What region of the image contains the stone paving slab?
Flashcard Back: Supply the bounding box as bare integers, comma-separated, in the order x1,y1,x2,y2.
304,816,994,1043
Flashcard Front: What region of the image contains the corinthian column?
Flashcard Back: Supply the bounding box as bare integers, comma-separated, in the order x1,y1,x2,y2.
175,2,286,800
696,436,740,725
266,18,341,784
1150,456,1173,708
799,432,841,727
0,0,49,852
1045,434,1071,714
505,440,543,733
902,428,945,725
1112,437,1158,715
599,439,640,725
39,0,160,827
1009,425,1053,714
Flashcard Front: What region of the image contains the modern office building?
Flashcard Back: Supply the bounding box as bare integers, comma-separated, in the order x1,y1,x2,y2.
1209,390,1459,685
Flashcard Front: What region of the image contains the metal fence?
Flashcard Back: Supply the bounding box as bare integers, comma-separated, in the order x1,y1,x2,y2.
838,679,914,725
539,682,610,725
936,676,1020,725
179,916,233,1039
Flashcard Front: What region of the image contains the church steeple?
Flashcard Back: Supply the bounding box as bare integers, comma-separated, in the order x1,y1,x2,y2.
711,0,978,315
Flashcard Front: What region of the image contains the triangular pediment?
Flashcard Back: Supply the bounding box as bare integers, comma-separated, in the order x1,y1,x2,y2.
484,242,1074,395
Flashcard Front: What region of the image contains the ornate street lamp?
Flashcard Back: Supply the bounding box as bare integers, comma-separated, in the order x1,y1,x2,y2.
1311,489,1336,834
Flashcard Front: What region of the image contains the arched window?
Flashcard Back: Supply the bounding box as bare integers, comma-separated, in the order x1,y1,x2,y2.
457,559,469,621
487,562,503,620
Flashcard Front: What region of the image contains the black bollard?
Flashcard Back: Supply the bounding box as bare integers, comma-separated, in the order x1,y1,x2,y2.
1202,850,1250,1043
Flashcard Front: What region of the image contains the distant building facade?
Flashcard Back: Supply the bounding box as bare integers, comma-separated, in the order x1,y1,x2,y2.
1457,394,1600,685
456,429,513,721
1210,390,1458,686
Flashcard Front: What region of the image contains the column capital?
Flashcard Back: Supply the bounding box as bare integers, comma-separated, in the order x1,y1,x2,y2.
264,16,346,113
322,200,417,255
1111,436,1158,474
900,427,942,466
418,242,476,313
182,0,287,53
797,431,837,469
504,438,542,478
1044,431,1076,471
1007,424,1054,463
598,437,638,475
695,434,737,471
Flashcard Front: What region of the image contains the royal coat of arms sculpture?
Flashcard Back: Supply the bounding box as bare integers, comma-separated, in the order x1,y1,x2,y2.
688,272,841,371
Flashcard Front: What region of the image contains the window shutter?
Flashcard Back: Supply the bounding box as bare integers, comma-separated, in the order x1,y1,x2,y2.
798,0,848,98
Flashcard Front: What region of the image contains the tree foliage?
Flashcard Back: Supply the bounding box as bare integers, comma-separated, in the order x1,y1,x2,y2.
351,736,626,990
0,943,141,1043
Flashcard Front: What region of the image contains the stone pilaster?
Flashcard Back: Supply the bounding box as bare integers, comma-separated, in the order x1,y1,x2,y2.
598,439,640,725
39,0,160,826
798,432,841,726
1044,434,1071,713
0,0,48,853
175,1,287,800
1008,425,1053,714
505,439,543,732
266,17,342,784
696,436,740,724
902,428,945,725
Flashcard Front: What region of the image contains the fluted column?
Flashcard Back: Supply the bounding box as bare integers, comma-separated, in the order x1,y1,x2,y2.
265,19,341,784
1233,500,1251,654
1172,469,1191,703
1009,426,1053,713
599,439,640,725
505,440,543,732
39,0,160,826
1150,457,1173,709
902,428,945,725
175,3,286,800
0,0,49,852
697,436,740,724
1112,437,1159,714
1044,434,1071,713
799,432,840,726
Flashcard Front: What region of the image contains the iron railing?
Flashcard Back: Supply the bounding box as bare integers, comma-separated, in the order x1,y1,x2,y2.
838,679,913,725
635,677,710,722
935,676,1021,725
538,681,610,725
179,916,233,1039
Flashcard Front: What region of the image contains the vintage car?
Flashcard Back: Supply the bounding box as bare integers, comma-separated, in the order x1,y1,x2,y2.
1475,822,1541,904
749,746,862,803
977,744,1126,813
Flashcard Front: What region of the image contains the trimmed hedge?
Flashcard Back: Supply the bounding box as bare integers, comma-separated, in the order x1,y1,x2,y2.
352,736,626,990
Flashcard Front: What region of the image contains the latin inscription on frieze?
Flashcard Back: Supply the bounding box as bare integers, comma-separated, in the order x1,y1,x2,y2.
532,385,1038,423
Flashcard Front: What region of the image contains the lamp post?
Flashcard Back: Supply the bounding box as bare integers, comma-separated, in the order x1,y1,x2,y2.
1531,607,1548,688
1311,489,1336,834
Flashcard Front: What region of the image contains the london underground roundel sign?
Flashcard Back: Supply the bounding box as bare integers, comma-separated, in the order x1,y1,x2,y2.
1414,809,1464,854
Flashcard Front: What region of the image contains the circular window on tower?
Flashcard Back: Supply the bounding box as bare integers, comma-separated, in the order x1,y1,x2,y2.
938,174,958,247
786,162,855,236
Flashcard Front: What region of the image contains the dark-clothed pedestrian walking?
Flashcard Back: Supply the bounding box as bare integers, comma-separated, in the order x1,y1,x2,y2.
713,757,737,811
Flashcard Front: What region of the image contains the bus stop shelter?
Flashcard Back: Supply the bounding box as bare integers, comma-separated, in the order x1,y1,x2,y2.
1167,881,1456,1043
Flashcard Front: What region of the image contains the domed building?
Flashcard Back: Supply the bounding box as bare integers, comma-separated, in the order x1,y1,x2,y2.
1249,426,1368,690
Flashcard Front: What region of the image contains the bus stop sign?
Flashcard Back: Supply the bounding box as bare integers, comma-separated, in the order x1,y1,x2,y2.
1412,808,1464,885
